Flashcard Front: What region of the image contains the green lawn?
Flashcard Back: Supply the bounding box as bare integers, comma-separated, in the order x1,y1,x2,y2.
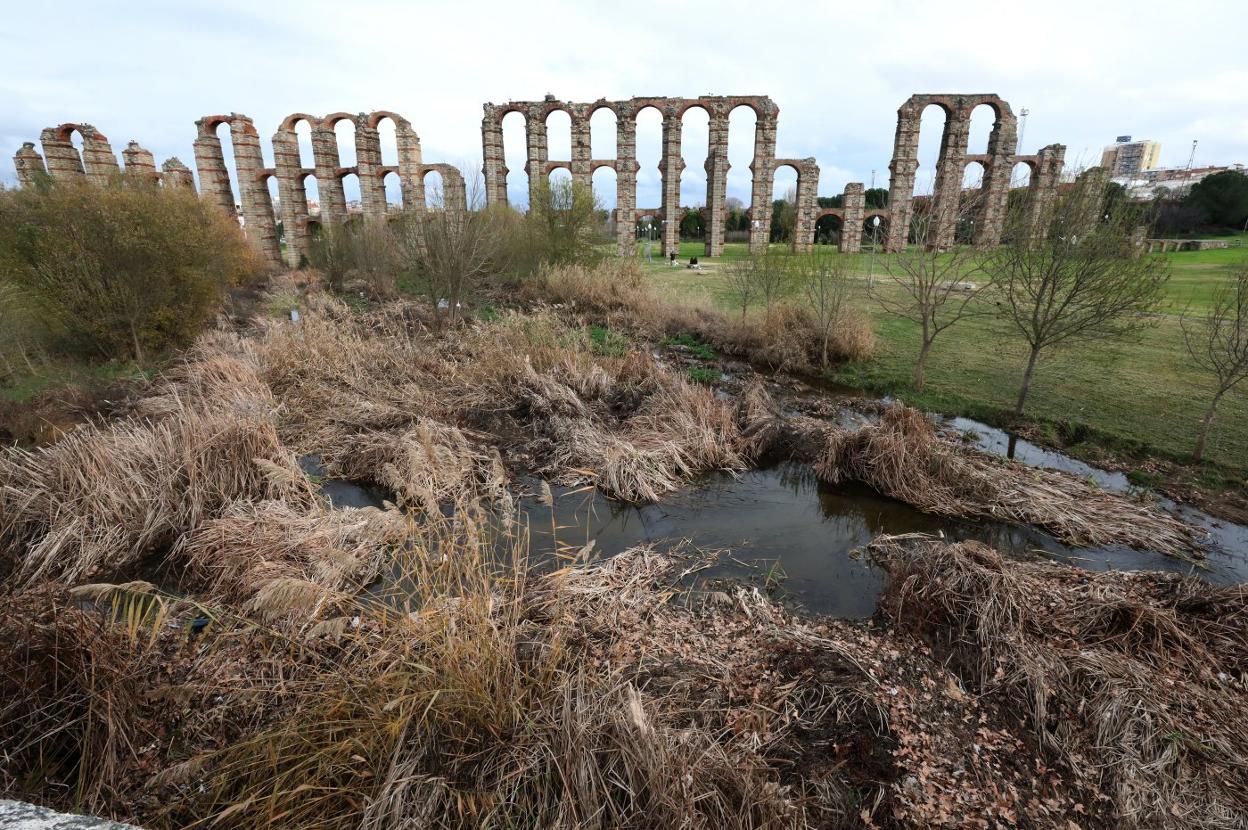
639,239,1248,474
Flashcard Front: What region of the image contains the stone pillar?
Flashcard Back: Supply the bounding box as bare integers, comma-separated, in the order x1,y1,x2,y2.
481,105,507,207
272,126,310,268
436,165,468,212
1130,225,1147,258
355,115,387,221
121,141,157,181
393,116,425,211
704,106,729,257
13,142,46,186
525,104,548,205
791,158,820,253
229,115,282,269
1024,143,1066,241
193,117,237,216
570,104,592,192
614,102,638,257
39,127,86,181
161,158,195,189
312,119,347,227
973,106,1017,248
747,110,778,253
840,184,865,254
659,105,684,257
885,102,920,252
1072,166,1111,239
929,109,971,250
77,126,120,185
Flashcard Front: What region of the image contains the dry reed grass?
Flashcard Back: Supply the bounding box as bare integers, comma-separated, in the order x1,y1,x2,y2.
870,534,1248,828
815,402,1204,557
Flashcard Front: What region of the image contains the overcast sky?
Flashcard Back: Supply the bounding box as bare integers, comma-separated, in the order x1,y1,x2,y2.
3,0,1245,210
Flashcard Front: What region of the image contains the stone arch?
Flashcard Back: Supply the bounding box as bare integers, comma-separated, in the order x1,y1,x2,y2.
679,103,710,209
382,170,402,209
303,171,321,213
545,108,572,164
422,167,444,209
590,105,617,158
328,113,358,168
500,109,527,208
815,211,844,245
592,164,617,212
862,211,889,249
341,171,361,213
634,104,664,215
966,102,998,155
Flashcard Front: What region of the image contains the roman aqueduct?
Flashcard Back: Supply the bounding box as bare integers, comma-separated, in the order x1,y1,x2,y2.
12,92,1083,265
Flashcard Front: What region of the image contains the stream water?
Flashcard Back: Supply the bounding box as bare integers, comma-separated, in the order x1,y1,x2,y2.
303,411,1248,619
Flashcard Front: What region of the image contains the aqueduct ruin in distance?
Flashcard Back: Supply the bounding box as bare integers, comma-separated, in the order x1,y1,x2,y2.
13,92,1077,267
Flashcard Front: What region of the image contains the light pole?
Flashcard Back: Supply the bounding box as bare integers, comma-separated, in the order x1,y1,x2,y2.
868,215,881,289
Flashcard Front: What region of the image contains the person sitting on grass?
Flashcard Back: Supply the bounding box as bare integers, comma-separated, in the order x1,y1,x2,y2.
687,256,700,270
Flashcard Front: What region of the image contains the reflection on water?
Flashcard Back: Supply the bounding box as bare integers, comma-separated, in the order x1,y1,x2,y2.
303,418,1248,619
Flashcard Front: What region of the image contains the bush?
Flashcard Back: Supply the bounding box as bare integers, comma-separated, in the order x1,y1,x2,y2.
306,219,399,299
504,179,604,276
0,180,262,362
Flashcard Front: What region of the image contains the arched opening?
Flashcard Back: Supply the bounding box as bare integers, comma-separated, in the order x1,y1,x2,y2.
591,164,617,212
68,128,86,170
862,215,888,250
957,161,986,243
770,163,799,243
501,110,528,209
815,213,843,246
334,118,357,168
341,172,360,214
265,175,282,243
423,168,444,210
294,119,315,170
303,173,321,217
214,121,240,211
376,117,399,168
1007,162,1034,223
634,105,663,211
548,167,572,190
306,219,323,241
591,166,615,238
590,106,616,159
727,104,758,217
966,103,997,155
1011,161,1033,188
545,109,571,164
383,171,402,210
914,103,948,196
679,105,709,210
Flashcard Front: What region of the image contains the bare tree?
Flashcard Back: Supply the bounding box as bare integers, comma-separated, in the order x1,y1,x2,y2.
724,252,794,323
393,175,503,329
985,170,1169,415
869,204,989,390
795,250,852,368
1182,267,1248,461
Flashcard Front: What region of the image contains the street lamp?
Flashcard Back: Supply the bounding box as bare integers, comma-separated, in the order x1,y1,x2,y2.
868,215,881,289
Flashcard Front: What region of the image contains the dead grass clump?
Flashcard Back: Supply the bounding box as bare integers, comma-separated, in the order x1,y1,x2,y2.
815,403,1204,557
871,535,1248,828
0,398,315,587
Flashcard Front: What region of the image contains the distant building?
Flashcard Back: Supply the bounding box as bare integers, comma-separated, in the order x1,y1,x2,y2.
1115,163,1246,199
1101,136,1162,176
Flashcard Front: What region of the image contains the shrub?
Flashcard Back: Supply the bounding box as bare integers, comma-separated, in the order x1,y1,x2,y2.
504,179,605,276
0,180,262,362
306,219,399,299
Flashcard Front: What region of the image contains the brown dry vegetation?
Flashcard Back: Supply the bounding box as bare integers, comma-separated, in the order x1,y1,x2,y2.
1,272,1242,828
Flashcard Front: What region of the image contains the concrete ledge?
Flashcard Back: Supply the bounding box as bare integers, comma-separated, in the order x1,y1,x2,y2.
0,800,139,829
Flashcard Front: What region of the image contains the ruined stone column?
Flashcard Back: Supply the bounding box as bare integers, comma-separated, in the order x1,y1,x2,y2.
1072,166,1111,239
704,106,729,257
433,164,467,212
747,111,778,253
659,105,684,257
229,115,282,269
121,141,157,181
614,102,638,257
13,142,46,186
393,116,425,211
78,127,120,185
570,104,592,192
526,104,548,205
312,120,347,227
840,184,865,254
354,115,387,221
791,158,820,253
193,117,237,216
1024,143,1066,240
929,109,971,250
272,126,310,268
973,107,1018,248
39,126,86,181
481,105,507,207
885,103,920,252
161,158,195,189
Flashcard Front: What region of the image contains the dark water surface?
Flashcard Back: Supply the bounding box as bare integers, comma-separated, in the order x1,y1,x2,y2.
301,411,1248,619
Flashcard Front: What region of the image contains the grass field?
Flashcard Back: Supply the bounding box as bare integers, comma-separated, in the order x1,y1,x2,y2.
637,237,1248,474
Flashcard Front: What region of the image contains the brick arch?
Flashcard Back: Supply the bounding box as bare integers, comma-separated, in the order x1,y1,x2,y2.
50,122,102,143
365,110,410,130
279,112,319,131
674,100,713,119
816,207,845,220
321,111,358,129
591,159,616,173
543,161,571,176
588,100,619,118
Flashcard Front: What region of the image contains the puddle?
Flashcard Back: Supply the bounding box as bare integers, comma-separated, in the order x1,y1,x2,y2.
947,417,1131,492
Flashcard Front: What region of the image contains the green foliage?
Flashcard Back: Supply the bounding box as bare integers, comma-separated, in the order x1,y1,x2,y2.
1188,171,1248,229
0,179,262,363
770,199,795,243
663,333,716,360
686,366,720,384
817,195,843,209
587,324,628,357
679,208,704,239
864,187,889,209
507,179,604,276
306,219,399,298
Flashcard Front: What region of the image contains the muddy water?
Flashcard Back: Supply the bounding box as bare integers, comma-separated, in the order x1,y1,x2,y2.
302,408,1248,619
